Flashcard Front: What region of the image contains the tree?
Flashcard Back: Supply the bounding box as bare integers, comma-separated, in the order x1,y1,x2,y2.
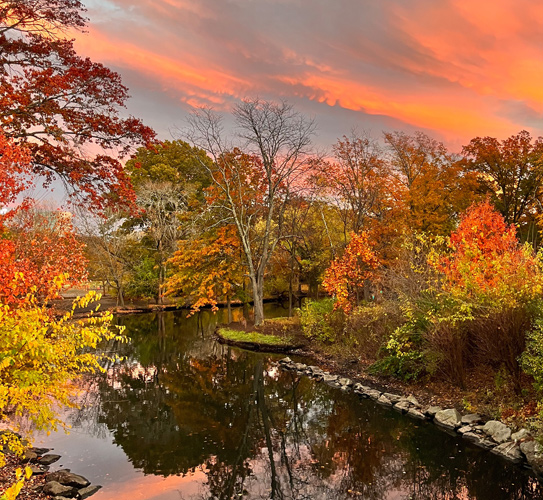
384,131,478,235
0,208,87,307
125,141,212,305
322,231,380,313
0,0,155,210
461,130,543,233
186,99,315,325
167,225,246,321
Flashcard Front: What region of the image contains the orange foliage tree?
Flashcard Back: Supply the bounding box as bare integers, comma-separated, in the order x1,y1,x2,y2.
167,225,246,317
322,231,380,313
0,209,88,307
436,200,542,307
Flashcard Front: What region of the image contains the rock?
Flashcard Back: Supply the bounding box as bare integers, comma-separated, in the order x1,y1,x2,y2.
457,425,473,435
383,393,402,404
28,447,51,456
462,432,481,443
520,440,543,475
406,395,421,408
279,357,291,364
377,395,392,406
365,389,381,400
461,413,482,425
483,420,511,444
394,401,411,414
79,485,102,499
338,377,353,387
353,383,370,394
434,409,462,429
307,366,323,374
47,471,90,488
512,429,531,442
407,408,426,420
322,374,338,383
293,363,306,371
29,465,49,475
22,450,38,463
492,441,523,463
38,454,62,466
425,406,442,417
42,481,79,498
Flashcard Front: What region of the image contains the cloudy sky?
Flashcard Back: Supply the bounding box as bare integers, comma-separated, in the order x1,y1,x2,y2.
73,0,543,151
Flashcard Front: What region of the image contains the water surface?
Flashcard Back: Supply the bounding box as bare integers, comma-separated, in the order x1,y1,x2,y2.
37,306,541,499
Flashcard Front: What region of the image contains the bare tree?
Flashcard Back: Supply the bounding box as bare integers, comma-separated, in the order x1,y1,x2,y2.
186,98,316,325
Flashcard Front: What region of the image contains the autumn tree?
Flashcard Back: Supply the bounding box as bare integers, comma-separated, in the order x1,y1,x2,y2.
0,0,154,210
383,131,478,235
167,225,246,321
0,208,87,307
322,231,380,313
461,130,543,235
186,99,315,325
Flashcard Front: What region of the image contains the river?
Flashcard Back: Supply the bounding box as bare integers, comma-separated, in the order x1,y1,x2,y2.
35,306,541,499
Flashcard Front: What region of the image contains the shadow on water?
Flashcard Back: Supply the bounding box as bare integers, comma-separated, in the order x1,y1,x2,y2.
63,306,541,499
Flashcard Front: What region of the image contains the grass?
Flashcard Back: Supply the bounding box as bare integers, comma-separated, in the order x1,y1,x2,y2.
218,327,293,346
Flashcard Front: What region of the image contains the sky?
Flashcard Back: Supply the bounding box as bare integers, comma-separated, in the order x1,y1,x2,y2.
71,0,543,152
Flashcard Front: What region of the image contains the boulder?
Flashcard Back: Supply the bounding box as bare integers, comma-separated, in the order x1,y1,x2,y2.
394,401,411,414
279,357,292,364
491,441,523,463
512,429,531,442
47,470,90,488
407,408,426,420
377,395,392,406
353,383,370,394
322,374,338,383
79,485,102,499
457,425,472,435
42,481,78,498
338,377,353,387
406,395,421,408
365,389,381,400
38,454,61,466
461,413,482,425
483,420,511,444
520,440,543,475
382,393,402,404
434,409,462,429
425,406,442,417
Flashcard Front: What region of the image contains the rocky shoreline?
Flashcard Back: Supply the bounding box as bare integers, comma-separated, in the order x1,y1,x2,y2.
2,446,101,499
277,357,543,476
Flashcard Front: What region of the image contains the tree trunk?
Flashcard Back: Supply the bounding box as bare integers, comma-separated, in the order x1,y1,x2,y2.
227,294,233,324
117,286,125,307
252,277,265,326
288,271,293,318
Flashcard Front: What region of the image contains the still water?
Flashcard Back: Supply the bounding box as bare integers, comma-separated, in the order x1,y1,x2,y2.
36,306,541,499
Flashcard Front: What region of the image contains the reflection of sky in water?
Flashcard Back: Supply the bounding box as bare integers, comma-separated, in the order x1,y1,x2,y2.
35,308,542,500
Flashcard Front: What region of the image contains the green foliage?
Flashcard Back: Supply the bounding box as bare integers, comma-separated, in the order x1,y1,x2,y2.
298,299,344,343
521,317,543,393
125,256,160,301
217,328,291,346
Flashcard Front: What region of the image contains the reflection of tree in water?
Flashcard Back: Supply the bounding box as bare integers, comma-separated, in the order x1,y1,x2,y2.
74,310,541,499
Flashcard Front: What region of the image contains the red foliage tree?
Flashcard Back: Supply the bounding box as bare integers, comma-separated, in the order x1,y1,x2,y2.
0,0,155,210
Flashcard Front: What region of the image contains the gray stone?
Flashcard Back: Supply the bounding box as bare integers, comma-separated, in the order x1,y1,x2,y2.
520,440,543,475
483,420,511,444
425,406,442,417
79,485,102,499
22,450,38,463
394,401,411,414
38,454,61,466
491,441,523,463
279,357,291,364
353,383,370,394
365,389,381,400
407,408,426,420
338,377,353,387
434,409,462,429
322,374,338,383
47,470,90,488
457,425,473,435
29,465,49,475
308,366,323,374
512,429,531,442
383,393,402,404
462,432,481,443
42,481,78,498
461,413,482,425
293,363,307,371
377,395,392,406
28,447,51,455
406,395,421,408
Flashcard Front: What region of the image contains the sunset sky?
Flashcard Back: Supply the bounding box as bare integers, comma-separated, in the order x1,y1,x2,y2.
74,0,543,151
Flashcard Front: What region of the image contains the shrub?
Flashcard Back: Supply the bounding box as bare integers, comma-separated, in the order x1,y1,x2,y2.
298,298,344,343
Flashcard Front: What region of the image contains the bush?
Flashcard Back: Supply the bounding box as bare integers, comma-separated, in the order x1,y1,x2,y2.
298,298,344,343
